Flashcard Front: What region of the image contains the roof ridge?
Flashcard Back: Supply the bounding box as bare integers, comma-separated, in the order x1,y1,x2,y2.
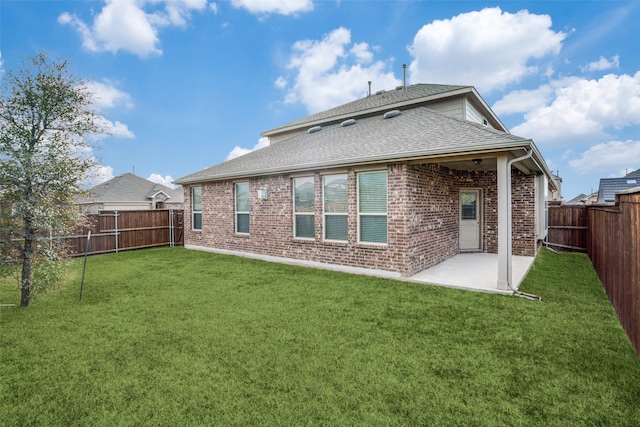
262,83,472,136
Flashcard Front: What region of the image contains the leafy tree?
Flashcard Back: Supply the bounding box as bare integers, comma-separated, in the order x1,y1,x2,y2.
0,52,106,307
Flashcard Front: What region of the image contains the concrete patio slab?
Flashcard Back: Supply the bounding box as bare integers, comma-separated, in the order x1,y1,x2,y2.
187,245,535,296
408,253,535,295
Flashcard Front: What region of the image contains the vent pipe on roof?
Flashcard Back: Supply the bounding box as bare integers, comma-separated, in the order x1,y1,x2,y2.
403,64,406,89
368,81,371,97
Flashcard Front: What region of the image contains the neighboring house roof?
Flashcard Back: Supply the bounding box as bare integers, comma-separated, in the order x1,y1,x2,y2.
262,83,508,137
565,192,598,205
176,106,540,185
597,173,640,204
77,173,184,204
566,193,588,205
598,176,640,203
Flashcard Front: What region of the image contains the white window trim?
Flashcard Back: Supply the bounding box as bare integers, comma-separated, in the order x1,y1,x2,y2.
322,174,348,242
235,182,249,234
293,177,315,240
357,171,388,245
191,186,202,231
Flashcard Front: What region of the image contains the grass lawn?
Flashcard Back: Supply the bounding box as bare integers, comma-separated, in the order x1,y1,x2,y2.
1,247,639,426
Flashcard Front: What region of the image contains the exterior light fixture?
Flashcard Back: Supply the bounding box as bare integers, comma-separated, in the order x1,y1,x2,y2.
472,159,483,165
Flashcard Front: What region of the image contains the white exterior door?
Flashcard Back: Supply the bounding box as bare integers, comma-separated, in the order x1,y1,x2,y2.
460,190,481,251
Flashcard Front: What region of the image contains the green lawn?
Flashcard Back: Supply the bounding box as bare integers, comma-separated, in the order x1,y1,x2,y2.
1,247,639,426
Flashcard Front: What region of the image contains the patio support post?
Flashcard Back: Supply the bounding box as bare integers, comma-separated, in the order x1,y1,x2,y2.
497,155,510,290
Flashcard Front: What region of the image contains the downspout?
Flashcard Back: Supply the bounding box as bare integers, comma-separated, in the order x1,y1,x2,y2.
507,149,542,301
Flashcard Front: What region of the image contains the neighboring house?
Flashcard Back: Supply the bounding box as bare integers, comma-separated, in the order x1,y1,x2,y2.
547,174,562,203
565,192,598,205
176,83,556,291
597,168,640,204
76,173,184,214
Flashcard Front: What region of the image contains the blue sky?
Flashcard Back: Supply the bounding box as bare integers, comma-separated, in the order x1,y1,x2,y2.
2,0,640,200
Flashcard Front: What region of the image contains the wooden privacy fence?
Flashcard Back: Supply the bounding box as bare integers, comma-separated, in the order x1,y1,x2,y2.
587,191,640,357
65,210,184,256
548,191,640,356
547,204,588,252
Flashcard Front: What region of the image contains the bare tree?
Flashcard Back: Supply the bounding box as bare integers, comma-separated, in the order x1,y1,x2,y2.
0,52,105,307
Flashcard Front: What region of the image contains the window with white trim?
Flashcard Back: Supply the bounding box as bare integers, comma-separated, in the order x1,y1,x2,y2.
323,174,348,241
293,177,315,239
235,182,249,234
358,171,387,244
191,186,202,230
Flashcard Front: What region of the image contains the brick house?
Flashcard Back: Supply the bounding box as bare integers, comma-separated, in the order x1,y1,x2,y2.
76,173,184,214
176,84,556,291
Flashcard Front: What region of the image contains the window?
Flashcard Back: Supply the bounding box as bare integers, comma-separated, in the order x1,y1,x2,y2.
323,174,348,241
460,192,477,220
191,186,202,230
235,182,249,234
294,177,315,239
358,171,387,244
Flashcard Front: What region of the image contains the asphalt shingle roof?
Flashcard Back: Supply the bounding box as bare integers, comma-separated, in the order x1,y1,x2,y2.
77,173,184,204
263,84,471,135
176,107,530,185
597,174,640,204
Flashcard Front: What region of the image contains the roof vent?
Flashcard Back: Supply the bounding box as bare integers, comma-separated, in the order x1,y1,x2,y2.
395,85,404,91
375,90,386,96
341,118,356,127
383,110,401,119
627,179,637,185
307,126,322,134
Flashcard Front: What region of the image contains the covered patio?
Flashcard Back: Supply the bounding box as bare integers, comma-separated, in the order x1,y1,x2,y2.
408,253,536,295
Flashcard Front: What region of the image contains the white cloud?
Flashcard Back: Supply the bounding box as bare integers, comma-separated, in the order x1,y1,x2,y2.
350,42,373,63
83,162,115,188
230,0,313,15
147,173,177,188
59,0,209,58
492,86,554,115
83,80,135,139
511,72,640,143
581,55,620,72
274,76,287,89
407,7,566,93
569,140,640,174
281,27,400,113
109,121,135,139
226,137,270,160
86,80,134,109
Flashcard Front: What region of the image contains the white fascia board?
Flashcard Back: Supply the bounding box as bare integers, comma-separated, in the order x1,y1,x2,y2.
468,87,509,133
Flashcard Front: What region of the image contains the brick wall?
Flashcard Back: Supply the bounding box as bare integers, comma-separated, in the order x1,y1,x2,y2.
183,162,538,276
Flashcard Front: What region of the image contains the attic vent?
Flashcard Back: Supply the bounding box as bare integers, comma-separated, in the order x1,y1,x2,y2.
383,110,401,119
395,85,404,91
627,179,637,185
375,90,386,96
341,118,356,127
307,126,322,134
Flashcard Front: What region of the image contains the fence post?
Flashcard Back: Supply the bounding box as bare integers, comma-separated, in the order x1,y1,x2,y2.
169,209,174,247
114,210,119,253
